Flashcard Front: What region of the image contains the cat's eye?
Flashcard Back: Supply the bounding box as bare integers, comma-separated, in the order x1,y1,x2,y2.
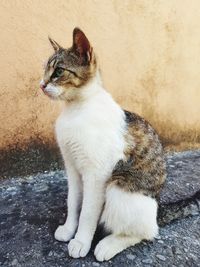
52,67,64,79
55,67,64,76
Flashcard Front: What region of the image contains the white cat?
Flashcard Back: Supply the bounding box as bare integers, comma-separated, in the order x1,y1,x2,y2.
40,28,166,261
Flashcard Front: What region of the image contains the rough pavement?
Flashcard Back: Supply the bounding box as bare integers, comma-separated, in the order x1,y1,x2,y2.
0,150,200,267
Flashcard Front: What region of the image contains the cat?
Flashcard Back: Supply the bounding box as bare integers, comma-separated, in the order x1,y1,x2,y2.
40,28,166,261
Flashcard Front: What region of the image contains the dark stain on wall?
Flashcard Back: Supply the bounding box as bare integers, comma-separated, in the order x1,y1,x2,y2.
0,139,63,179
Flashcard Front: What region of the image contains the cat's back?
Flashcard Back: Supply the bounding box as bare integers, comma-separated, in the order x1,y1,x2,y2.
124,110,164,159
110,110,166,198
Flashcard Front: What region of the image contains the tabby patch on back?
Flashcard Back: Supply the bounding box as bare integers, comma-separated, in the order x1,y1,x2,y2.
110,110,166,199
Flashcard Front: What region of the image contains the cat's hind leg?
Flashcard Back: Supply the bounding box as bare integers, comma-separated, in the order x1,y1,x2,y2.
94,234,140,261
94,185,158,261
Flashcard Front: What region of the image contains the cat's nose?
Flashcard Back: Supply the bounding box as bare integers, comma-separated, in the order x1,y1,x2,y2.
40,80,47,91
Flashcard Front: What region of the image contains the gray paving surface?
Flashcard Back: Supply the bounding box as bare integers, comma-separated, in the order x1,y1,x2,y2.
0,151,200,267
161,150,200,203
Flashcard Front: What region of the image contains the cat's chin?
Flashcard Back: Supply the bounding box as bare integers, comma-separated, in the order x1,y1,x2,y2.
42,91,60,100
41,83,63,100
46,92,79,103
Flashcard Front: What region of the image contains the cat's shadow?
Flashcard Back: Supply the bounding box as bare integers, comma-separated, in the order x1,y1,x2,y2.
91,223,109,249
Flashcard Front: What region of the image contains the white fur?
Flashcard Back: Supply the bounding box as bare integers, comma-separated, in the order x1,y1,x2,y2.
45,83,62,98
94,234,140,261
40,80,62,99
51,73,158,261
101,186,158,239
54,74,127,258
94,186,158,261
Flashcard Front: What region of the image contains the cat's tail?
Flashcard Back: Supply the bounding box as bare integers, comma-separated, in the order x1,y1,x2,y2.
157,189,200,227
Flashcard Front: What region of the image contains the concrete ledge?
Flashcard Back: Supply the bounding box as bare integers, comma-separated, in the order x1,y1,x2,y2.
0,151,200,266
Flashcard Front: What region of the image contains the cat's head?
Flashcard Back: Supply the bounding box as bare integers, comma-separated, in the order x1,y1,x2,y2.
40,28,97,101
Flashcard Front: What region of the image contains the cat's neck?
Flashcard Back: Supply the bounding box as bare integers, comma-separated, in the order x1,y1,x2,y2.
64,69,105,106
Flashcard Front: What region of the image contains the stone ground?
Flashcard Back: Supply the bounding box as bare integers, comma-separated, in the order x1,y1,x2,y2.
0,150,200,267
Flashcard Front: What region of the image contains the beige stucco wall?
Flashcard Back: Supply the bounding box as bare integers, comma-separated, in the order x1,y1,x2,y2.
1,0,200,151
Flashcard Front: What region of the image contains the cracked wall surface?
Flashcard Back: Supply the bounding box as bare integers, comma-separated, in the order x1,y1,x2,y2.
1,0,200,154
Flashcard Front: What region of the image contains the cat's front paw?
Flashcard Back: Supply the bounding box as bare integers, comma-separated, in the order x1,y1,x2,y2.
54,225,74,242
68,238,91,258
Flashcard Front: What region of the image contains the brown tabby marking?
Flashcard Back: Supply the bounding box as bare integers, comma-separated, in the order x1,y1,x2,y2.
43,28,97,102
109,110,166,199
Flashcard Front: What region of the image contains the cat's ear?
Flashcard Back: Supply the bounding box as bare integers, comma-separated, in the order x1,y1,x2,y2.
48,36,62,52
72,28,93,64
